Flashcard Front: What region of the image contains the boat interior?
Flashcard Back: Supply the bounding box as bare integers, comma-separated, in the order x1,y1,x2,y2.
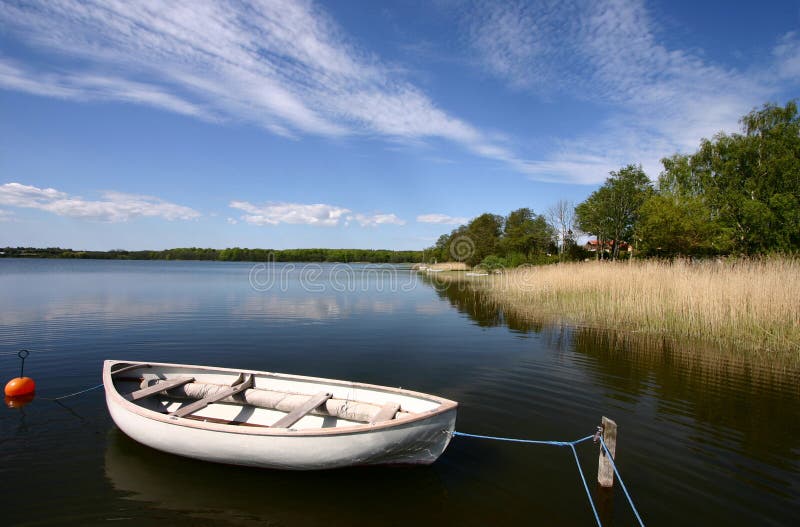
109,362,443,431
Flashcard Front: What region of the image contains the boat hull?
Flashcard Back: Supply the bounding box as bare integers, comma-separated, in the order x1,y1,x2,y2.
104,361,457,470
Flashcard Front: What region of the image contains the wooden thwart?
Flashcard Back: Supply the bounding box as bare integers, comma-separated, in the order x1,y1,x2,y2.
369,402,400,424
271,392,332,428
126,377,194,401
597,416,618,488
171,375,254,418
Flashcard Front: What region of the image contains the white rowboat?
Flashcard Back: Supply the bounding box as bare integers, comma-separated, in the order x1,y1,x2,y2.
103,360,458,470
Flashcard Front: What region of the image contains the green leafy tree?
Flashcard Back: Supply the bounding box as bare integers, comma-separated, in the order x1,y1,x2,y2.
427,233,451,262
638,154,731,256
691,101,800,253
479,254,507,271
659,154,704,197
575,190,612,259
502,207,555,258
638,194,729,256
464,213,504,266
443,225,468,262
576,164,653,259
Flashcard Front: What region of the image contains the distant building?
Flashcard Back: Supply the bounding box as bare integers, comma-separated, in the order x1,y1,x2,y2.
584,238,629,253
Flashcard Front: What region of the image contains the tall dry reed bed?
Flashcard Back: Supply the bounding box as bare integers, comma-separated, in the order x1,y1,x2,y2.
438,258,800,360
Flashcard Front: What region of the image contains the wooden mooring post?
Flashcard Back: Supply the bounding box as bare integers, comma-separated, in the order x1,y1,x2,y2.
597,416,618,488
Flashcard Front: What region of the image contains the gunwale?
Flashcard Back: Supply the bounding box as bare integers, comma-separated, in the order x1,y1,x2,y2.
104,360,458,437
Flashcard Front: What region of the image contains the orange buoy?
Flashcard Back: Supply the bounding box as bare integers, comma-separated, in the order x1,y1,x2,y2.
5,350,35,397
5,376,36,396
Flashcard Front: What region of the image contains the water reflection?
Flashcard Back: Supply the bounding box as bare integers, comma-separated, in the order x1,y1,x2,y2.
0,263,418,327
572,328,800,464
424,276,543,332
231,295,347,322
105,429,449,527
427,278,800,525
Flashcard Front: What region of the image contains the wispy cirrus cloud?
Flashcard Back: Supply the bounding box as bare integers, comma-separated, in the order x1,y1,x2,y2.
229,200,404,228
0,60,209,119
773,32,800,80
0,182,200,222
1,1,796,186
0,0,511,171
416,213,469,225
465,0,582,92
463,0,793,180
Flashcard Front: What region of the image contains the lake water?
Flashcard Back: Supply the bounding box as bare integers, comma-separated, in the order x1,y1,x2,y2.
1,259,797,526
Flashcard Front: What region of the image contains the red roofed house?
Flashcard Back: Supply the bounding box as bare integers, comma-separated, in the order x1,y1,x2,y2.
584,238,630,253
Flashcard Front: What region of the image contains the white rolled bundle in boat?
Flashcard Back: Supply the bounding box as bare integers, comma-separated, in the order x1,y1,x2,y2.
141,379,411,423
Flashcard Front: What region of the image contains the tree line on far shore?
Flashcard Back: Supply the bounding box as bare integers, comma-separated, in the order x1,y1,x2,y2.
426,100,800,266
0,247,425,264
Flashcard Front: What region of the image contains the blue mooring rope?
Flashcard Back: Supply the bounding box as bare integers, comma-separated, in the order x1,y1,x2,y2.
452,430,644,527
43,383,105,401
452,430,594,447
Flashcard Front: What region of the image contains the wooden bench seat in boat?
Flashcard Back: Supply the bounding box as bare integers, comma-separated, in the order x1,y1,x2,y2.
271,392,333,428
170,374,254,418
126,377,195,401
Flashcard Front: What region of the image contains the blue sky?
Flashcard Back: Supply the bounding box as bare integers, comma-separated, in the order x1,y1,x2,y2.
1,0,798,250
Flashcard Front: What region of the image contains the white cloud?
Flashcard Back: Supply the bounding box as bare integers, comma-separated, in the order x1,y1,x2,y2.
0,209,14,222
229,201,351,226
0,0,511,172
229,200,405,227
466,0,581,91
0,61,210,119
773,31,800,80
0,0,795,185
416,213,469,225
462,0,786,182
0,182,200,222
226,217,238,225
350,213,406,227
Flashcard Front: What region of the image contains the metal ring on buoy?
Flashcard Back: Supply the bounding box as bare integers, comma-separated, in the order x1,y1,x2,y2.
5,349,36,399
